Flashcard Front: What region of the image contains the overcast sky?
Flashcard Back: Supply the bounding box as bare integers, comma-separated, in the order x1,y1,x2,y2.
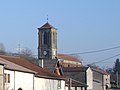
0,0,120,68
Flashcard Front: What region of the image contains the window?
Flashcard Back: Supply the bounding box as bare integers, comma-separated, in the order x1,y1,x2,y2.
53,32,55,44
5,73,10,83
57,80,61,89
44,32,48,45
53,32,56,47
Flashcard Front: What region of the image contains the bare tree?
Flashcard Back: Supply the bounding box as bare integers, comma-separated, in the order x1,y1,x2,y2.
20,47,33,56
0,43,6,54
20,47,39,65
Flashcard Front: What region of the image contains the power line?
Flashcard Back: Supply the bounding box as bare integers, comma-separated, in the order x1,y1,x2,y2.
87,53,120,65
83,62,114,63
69,45,120,55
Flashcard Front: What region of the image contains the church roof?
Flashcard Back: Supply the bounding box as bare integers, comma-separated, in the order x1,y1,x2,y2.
58,54,81,63
39,22,56,29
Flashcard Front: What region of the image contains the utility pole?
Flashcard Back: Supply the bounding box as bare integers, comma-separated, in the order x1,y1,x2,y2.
116,71,119,88
68,78,72,90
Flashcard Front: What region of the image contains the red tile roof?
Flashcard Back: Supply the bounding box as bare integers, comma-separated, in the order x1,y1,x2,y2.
0,57,35,73
0,55,63,79
92,67,110,75
58,54,81,62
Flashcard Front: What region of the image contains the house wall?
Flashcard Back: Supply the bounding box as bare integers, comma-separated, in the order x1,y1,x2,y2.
72,87,85,90
65,86,85,90
103,75,111,89
93,71,103,83
71,87,76,90
34,77,65,90
70,72,86,83
93,71,111,90
92,70,111,90
0,65,4,90
4,70,14,90
15,71,34,90
93,71,103,90
86,68,93,90
105,75,111,88
61,60,81,67
4,69,34,90
93,80,101,90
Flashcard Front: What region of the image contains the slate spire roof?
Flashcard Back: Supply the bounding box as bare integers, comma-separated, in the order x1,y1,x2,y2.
39,22,56,29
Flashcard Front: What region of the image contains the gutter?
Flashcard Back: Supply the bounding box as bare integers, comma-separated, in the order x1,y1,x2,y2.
35,74,65,80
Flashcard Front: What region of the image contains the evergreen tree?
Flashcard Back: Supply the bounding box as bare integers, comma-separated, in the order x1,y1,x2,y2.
113,58,120,74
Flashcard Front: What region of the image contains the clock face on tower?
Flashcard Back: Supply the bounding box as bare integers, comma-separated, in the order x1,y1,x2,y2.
43,50,47,55
38,22,57,59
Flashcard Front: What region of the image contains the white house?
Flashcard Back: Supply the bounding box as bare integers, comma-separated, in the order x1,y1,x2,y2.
4,70,34,90
0,55,66,90
92,67,111,90
0,63,4,90
34,76,65,90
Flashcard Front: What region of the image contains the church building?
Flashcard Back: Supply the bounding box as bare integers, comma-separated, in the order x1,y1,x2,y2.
37,22,82,70
38,22,57,60
37,22,88,90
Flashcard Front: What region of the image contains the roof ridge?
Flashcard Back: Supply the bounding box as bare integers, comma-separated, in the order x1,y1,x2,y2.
39,22,56,29
0,55,63,78
58,53,81,62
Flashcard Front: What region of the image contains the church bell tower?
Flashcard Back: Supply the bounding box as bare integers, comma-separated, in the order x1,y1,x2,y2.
38,22,57,60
